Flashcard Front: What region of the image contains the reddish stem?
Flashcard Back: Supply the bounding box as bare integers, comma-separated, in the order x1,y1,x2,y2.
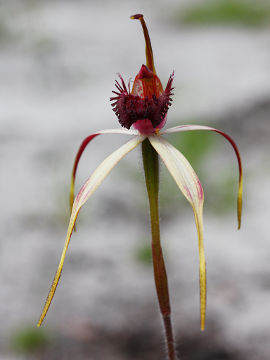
142,138,177,360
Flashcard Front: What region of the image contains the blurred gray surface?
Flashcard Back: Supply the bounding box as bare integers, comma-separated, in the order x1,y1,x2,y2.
1,1,270,359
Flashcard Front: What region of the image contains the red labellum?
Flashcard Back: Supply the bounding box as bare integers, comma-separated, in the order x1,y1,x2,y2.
110,67,174,134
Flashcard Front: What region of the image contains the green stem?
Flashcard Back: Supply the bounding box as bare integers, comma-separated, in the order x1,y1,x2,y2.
142,138,177,360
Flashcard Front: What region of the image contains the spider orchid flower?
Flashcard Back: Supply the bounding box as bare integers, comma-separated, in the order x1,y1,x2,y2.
37,14,243,360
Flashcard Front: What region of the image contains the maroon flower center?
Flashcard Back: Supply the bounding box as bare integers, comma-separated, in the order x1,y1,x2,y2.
110,71,174,130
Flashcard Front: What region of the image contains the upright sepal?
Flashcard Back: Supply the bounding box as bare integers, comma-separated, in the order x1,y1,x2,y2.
130,14,155,73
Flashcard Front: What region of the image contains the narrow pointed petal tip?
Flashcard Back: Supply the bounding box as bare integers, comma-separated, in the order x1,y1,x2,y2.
37,135,145,327
238,176,243,230
198,213,206,332
149,135,206,331
163,125,243,230
196,210,206,332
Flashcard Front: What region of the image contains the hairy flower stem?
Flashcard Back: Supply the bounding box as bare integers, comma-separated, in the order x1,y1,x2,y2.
142,138,177,360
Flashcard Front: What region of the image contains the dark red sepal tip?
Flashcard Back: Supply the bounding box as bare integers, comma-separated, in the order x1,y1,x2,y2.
130,14,144,20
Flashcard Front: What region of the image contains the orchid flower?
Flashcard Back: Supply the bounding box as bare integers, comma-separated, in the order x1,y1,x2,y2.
37,14,243,360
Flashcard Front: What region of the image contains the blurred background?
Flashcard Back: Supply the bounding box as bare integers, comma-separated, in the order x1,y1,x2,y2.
1,0,270,359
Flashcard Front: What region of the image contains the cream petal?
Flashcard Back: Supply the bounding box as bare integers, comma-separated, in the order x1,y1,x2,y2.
149,135,206,330
37,134,145,327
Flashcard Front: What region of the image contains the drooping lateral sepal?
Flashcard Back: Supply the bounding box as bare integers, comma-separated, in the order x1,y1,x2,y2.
162,125,243,229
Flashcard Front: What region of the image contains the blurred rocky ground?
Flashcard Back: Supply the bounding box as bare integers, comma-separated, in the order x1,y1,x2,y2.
1,0,270,359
